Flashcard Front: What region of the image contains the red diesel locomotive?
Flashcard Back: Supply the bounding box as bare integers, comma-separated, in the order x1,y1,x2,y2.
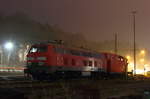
25,42,128,80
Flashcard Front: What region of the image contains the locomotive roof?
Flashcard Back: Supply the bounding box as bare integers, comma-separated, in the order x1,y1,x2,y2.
32,41,126,59
32,42,101,54
102,52,127,60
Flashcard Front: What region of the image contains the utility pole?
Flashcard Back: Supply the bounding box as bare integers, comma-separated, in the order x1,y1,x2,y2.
132,11,137,75
114,33,118,54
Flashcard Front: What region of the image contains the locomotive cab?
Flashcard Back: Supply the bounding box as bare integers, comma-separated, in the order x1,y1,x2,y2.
26,44,52,79
27,45,49,66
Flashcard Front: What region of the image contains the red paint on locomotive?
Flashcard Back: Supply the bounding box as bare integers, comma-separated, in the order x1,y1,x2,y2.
26,42,128,79
102,53,128,74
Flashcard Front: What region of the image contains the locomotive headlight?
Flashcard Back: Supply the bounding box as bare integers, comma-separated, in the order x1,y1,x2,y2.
27,57,34,60
37,57,47,61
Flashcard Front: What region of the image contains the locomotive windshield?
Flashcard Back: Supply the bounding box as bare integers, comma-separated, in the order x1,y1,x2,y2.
29,46,48,53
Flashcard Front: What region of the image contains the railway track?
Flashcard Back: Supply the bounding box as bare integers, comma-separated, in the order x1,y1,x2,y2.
0,79,150,99
1,75,150,99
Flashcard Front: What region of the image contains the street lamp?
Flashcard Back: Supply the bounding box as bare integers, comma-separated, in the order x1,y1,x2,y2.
140,50,145,56
132,11,137,75
140,58,144,63
0,48,2,65
126,55,131,60
4,42,14,50
4,42,14,66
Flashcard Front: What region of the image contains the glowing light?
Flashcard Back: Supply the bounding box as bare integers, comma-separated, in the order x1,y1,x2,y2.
140,59,144,63
135,69,144,74
128,62,134,72
144,64,150,72
144,64,149,68
126,55,131,60
140,50,145,55
4,42,14,50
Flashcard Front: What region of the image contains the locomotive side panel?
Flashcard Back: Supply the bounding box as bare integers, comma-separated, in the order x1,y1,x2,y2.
102,53,128,76
52,46,106,72
111,55,127,73
25,43,127,80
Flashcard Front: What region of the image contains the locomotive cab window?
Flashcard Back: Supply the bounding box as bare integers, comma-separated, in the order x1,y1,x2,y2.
118,56,124,61
29,46,48,53
29,47,37,53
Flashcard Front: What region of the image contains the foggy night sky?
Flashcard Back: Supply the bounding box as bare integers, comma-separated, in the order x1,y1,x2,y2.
0,0,150,49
